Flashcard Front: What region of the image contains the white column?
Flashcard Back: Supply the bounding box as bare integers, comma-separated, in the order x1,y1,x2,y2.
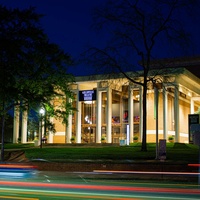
128,86,134,143
76,93,82,143
106,86,112,143
96,87,102,143
67,114,72,143
163,86,168,139
21,109,28,143
13,105,20,143
190,98,194,114
38,120,43,147
139,86,143,141
48,117,53,143
66,98,72,143
154,86,159,159
120,95,123,138
174,85,179,142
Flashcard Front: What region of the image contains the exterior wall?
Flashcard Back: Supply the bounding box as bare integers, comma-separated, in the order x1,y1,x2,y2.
13,67,200,144
179,98,190,143
51,86,198,144
179,99,190,134
48,70,200,144
146,91,165,142
146,91,166,142
144,88,196,143
147,134,164,142
53,98,66,143
147,92,155,130
53,118,65,143
53,135,65,143
147,91,165,130
168,95,174,132
54,118,65,133
147,91,164,142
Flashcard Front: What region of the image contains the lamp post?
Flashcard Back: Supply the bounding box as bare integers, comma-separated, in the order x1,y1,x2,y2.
39,108,45,148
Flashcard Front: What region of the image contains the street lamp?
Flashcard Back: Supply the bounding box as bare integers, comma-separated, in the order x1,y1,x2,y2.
39,108,45,148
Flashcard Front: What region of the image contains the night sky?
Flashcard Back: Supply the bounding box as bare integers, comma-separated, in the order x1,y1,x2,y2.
1,0,107,76
1,0,200,76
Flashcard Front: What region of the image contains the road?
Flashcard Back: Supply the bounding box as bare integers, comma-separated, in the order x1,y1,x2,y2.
0,170,199,199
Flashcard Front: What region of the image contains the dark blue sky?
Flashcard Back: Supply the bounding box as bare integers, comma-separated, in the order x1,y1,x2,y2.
1,0,107,76
1,0,200,76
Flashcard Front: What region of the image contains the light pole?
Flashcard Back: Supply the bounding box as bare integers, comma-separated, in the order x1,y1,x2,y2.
39,108,45,148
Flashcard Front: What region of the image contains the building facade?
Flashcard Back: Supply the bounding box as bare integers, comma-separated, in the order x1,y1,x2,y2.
13,67,200,145
51,67,200,144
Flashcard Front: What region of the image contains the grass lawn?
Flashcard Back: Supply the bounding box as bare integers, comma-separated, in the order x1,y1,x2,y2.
2,142,199,163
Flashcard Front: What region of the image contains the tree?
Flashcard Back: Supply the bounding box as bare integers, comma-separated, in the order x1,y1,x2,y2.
0,6,75,160
83,0,199,151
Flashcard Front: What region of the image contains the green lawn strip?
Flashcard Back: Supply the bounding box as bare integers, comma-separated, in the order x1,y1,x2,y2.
24,146,144,161
1,143,199,163
4,143,35,149
166,143,199,163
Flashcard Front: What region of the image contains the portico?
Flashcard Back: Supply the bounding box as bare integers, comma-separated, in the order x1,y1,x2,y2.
13,67,200,144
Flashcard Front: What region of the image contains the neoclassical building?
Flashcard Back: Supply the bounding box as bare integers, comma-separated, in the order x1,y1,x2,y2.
13,58,200,145
53,67,200,144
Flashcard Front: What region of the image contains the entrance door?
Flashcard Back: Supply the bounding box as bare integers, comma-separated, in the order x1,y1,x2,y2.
82,125,96,143
81,101,96,143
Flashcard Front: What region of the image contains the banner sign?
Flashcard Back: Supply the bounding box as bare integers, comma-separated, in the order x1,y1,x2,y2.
188,114,200,144
191,124,200,145
159,139,166,160
79,90,96,101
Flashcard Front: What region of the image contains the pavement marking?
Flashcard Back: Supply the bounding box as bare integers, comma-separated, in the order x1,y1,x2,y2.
93,170,200,175
79,175,88,183
0,196,38,200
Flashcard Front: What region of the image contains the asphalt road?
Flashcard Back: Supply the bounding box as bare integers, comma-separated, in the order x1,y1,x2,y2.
0,170,200,199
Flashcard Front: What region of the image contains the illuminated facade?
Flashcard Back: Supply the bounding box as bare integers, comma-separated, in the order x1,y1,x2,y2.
51,67,200,144
13,66,200,145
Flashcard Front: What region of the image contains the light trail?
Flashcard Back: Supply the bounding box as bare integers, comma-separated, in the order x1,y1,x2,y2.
188,164,200,167
0,195,38,200
0,180,200,195
0,164,37,169
0,187,148,199
0,187,199,200
0,163,38,179
93,170,200,175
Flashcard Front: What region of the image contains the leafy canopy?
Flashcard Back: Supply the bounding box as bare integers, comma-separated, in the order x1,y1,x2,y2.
0,5,75,117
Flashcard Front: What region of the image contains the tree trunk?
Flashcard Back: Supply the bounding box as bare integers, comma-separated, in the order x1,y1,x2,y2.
141,76,148,151
1,101,5,162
